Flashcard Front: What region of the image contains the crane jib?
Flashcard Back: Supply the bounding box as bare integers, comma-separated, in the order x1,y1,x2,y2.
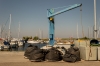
48,4,82,18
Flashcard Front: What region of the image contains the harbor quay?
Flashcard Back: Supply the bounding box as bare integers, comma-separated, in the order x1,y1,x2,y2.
0,51,100,66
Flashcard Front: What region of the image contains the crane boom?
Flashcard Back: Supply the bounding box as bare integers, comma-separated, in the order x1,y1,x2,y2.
48,4,82,18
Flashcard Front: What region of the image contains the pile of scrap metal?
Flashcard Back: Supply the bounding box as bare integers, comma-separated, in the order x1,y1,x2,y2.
24,44,81,62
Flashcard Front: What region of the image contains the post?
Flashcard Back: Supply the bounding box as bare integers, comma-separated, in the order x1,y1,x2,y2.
47,9,55,46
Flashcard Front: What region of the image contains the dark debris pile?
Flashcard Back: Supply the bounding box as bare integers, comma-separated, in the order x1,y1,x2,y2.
24,44,81,63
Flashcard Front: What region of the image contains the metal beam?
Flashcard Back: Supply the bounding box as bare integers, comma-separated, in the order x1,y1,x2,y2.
48,4,82,18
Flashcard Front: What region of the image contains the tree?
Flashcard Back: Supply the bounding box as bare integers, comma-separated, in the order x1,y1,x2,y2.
22,36,29,43
80,36,89,40
33,36,39,40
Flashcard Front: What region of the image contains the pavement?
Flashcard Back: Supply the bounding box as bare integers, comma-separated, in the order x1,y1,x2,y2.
0,51,100,66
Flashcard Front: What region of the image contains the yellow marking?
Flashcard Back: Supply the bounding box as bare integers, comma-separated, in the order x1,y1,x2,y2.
50,18,53,21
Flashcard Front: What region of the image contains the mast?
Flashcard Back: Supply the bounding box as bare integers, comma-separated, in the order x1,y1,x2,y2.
18,21,20,41
8,14,11,41
94,0,97,39
0,26,2,38
39,29,41,39
77,23,79,39
88,26,90,38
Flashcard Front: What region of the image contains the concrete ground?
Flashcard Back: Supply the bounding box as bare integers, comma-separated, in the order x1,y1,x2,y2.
0,51,100,66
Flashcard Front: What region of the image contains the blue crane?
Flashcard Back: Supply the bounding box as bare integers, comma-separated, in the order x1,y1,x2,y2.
47,4,82,46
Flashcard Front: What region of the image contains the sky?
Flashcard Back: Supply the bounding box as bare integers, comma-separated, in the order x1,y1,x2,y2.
0,0,100,39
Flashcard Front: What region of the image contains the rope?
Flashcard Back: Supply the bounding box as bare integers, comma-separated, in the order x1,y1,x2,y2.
88,46,92,60
1,16,10,37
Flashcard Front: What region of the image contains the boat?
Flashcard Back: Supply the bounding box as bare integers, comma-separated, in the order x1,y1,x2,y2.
17,22,23,46
0,39,10,51
9,39,17,48
56,40,74,44
10,38,23,48
0,39,4,50
18,40,23,46
27,40,39,44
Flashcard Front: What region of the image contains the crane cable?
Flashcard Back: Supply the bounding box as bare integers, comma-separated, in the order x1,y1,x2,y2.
80,5,92,60
80,6,92,60
80,5,88,46
80,5,84,38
